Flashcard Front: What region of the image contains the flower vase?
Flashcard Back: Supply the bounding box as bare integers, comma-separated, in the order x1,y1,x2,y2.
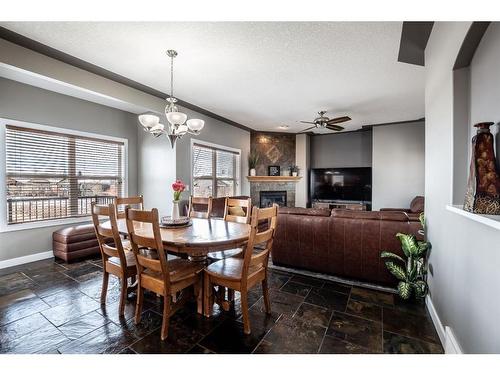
172,200,180,219
250,168,256,176
292,172,298,177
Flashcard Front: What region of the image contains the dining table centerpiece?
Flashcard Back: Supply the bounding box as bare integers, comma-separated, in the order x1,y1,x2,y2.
171,179,186,219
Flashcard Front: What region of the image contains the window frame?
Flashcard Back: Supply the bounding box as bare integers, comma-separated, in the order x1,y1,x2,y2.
0,118,128,233
190,138,241,198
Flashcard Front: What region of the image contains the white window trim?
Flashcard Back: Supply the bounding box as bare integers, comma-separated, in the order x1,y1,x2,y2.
190,138,241,197
0,117,128,233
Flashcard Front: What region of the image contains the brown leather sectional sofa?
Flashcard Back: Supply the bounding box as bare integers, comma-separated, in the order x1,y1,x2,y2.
272,204,423,285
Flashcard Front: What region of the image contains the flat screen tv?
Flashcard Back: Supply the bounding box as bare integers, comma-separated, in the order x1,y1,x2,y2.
310,167,372,202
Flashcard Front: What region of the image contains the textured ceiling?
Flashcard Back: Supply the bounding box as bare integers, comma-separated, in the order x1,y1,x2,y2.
1,22,425,133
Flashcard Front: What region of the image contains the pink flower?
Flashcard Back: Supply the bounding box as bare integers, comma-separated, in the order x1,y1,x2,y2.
172,179,186,192
172,179,186,201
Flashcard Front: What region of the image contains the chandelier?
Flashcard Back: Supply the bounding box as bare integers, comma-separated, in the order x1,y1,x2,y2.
138,50,205,148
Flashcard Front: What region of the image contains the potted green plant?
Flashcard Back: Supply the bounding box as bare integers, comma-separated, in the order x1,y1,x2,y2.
289,165,300,177
380,213,431,300
248,151,259,176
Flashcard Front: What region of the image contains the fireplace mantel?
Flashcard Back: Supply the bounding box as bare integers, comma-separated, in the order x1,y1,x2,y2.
246,176,302,183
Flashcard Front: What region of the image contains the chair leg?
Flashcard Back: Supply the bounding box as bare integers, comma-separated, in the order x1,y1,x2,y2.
118,275,128,316
100,271,109,304
262,278,271,314
203,272,212,317
161,295,171,340
241,289,251,335
228,289,235,304
194,276,203,315
135,284,144,324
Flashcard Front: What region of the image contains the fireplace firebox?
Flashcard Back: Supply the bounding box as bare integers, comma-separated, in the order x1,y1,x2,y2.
260,191,287,208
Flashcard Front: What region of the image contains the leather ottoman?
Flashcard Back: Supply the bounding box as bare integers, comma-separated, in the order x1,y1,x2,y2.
52,224,103,262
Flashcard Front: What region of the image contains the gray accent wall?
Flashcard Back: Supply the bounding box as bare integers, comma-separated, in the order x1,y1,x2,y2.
425,22,500,353
310,131,372,169
0,77,139,262
372,121,425,210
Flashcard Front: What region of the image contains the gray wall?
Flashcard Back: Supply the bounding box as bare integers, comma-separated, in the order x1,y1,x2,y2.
425,22,500,353
310,130,372,168
175,107,251,197
372,121,425,210
0,77,139,262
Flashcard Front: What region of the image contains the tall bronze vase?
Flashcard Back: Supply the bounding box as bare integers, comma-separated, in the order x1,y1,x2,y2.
464,122,500,214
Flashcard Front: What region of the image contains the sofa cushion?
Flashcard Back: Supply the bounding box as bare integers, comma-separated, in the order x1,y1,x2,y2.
279,207,331,217
410,196,425,213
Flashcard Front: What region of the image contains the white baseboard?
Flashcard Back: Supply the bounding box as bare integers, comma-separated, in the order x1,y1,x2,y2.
426,294,464,354
0,251,53,270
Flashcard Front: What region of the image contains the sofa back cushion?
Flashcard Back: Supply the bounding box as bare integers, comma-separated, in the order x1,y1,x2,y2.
410,196,425,213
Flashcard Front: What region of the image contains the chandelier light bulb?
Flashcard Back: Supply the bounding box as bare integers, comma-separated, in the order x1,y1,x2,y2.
166,111,188,126
138,114,160,130
187,118,205,132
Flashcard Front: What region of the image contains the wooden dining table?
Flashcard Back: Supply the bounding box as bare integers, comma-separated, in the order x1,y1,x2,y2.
103,217,251,262
102,217,250,315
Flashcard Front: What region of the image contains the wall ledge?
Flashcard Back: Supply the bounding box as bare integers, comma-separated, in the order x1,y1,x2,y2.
446,204,500,230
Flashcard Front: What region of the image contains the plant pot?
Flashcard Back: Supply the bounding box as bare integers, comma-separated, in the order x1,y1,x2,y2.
250,168,256,176
172,200,180,219
292,172,298,177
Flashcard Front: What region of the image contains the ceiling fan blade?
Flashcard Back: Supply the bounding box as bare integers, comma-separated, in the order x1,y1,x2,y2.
299,126,316,133
300,121,316,124
326,124,345,131
327,116,351,125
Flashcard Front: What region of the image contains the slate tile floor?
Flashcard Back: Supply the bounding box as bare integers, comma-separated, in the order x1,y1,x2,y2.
0,257,443,354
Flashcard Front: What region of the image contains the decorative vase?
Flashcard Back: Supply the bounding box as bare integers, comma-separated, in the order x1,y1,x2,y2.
464,122,500,214
172,200,180,219
292,171,298,177
250,168,256,176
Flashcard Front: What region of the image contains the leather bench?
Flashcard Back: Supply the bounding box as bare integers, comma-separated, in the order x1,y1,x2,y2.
53,223,104,262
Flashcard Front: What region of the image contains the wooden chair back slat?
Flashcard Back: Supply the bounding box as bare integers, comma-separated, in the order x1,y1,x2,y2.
249,249,270,267
224,197,252,224
256,205,278,221
116,195,144,219
125,207,171,292
130,232,158,250
241,204,278,279
91,202,127,267
102,244,120,259
136,254,162,273
188,196,213,219
253,228,274,245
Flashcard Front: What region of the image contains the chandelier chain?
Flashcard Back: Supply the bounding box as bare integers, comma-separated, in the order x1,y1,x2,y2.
170,53,174,99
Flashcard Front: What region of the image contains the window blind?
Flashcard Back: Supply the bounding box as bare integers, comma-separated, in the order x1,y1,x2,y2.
5,125,125,225
192,143,240,198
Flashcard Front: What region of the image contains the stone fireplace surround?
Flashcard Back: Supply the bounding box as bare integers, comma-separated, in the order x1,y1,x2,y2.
250,181,296,208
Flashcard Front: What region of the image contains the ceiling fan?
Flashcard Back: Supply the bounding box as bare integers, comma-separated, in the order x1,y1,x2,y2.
299,111,351,133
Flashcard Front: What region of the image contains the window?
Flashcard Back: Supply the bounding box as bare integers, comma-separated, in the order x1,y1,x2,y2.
4,123,126,225
191,141,240,198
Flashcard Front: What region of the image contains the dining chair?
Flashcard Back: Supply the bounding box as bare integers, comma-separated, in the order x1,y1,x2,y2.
188,196,213,219
208,197,252,260
125,207,204,340
223,197,252,224
203,204,278,334
115,195,144,219
91,202,137,316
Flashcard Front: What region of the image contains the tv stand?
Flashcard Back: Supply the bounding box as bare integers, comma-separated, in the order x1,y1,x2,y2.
312,200,370,211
